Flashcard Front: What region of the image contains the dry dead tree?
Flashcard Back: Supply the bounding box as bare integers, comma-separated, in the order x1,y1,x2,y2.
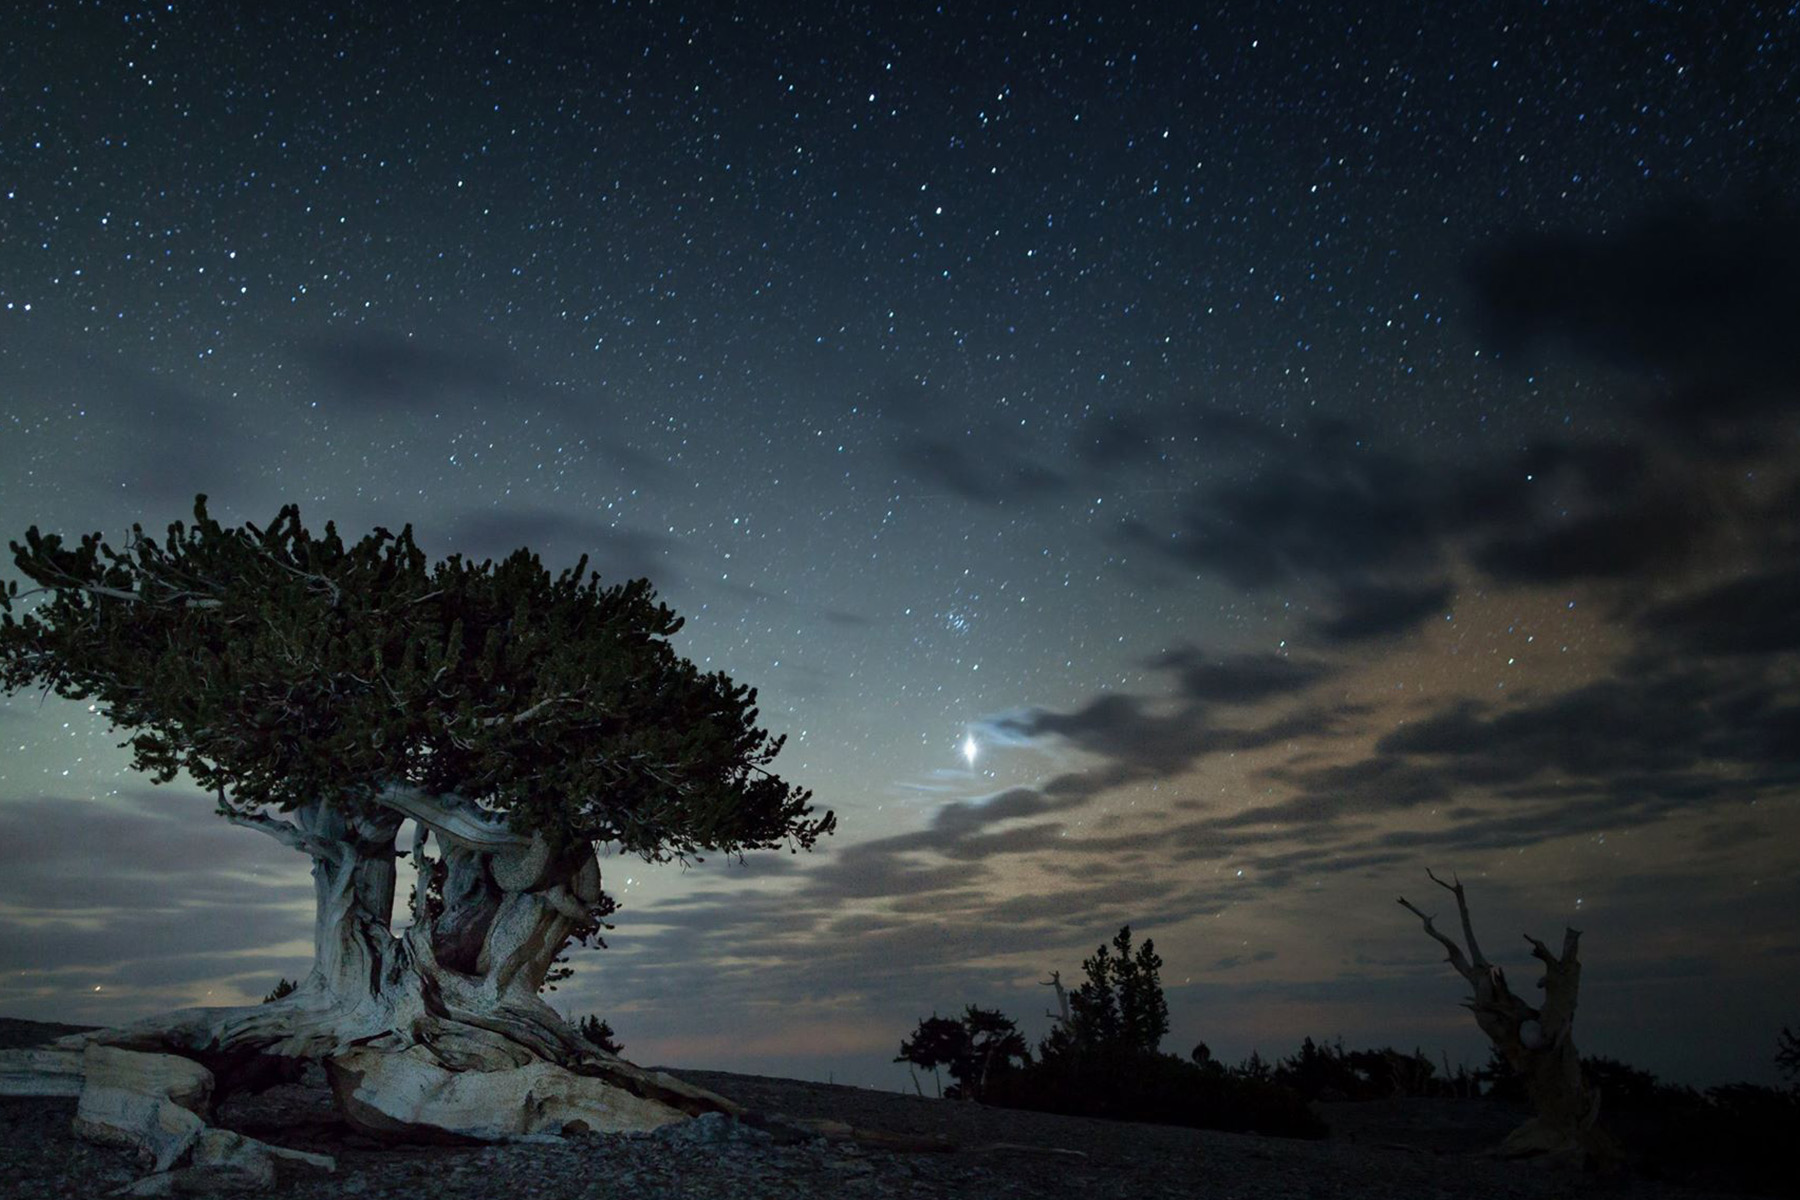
1398,868,1620,1169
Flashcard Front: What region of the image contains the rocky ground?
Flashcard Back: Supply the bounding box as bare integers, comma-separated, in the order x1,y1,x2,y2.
0,1020,1759,1199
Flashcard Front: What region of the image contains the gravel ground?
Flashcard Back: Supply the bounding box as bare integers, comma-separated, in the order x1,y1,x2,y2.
0,1020,1758,1200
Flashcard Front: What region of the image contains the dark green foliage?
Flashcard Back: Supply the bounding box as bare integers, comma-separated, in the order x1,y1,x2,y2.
576,1014,623,1056
895,1007,1030,1100
261,978,298,1004
1778,1025,1800,1089
0,498,833,861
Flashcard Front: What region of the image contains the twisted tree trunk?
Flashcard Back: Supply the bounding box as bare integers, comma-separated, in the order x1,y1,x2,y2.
1398,869,1620,1169
1,786,738,1186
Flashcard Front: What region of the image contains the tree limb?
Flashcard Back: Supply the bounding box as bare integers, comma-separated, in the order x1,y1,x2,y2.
1396,894,1475,981
1427,866,1488,969
372,785,532,852
223,809,348,863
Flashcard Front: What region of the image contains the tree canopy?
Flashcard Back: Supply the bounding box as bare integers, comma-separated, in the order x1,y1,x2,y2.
0,497,833,861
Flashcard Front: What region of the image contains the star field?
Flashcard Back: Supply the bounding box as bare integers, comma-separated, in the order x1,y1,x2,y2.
2,2,1797,1089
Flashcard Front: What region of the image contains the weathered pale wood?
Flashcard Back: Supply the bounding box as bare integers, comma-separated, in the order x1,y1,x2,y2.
1399,869,1620,1169
69,1046,213,1173
0,1045,84,1096
326,1045,688,1139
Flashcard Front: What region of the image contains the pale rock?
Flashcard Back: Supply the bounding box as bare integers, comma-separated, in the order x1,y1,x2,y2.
327,1045,688,1140
72,1045,213,1172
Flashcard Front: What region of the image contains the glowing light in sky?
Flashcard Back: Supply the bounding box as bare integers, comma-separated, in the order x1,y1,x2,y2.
962,732,978,767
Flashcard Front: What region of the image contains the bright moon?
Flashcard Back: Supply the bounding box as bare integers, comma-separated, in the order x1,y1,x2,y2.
962,732,978,767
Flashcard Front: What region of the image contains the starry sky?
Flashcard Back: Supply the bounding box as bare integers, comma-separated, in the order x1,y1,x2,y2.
2,2,1797,1091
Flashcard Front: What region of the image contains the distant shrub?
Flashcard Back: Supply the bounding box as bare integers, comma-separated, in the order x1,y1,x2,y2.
988,1046,1326,1138
896,1007,1030,1100
1271,1036,1469,1102
900,925,1324,1139
1611,1081,1799,1196
262,977,298,1004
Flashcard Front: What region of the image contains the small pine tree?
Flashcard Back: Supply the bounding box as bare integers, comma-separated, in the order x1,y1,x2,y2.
262,978,298,1003
1191,1040,1227,1077
1067,925,1169,1055
577,1014,623,1056
1777,1025,1800,1091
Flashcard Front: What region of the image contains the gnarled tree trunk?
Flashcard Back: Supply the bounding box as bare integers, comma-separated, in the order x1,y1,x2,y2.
1399,869,1620,1170
1,786,740,1187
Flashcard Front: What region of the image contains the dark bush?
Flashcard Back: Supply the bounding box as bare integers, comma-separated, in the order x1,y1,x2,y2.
988,1046,1327,1139
895,1007,1029,1101
1604,1081,1798,1196
1272,1036,1468,1102
576,1014,623,1056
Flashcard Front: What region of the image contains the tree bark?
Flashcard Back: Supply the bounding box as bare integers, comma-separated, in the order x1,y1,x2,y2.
1399,869,1620,1169
46,788,737,1152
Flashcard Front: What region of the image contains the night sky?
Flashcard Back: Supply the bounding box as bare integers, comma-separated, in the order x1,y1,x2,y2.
2,2,1797,1091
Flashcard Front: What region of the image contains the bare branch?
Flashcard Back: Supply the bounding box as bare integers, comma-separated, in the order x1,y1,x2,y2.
1397,894,1475,981
1426,866,1487,968
1039,970,1071,1027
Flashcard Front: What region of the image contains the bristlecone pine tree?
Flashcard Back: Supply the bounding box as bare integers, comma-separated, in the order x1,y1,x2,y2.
0,497,833,1145
1399,869,1620,1168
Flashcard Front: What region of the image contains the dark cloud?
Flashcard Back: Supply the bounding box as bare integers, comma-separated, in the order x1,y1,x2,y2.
1075,413,1159,468
1118,436,1447,591
1377,669,1800,787
892,436,1068,505
1211,949,1277,971
1249,756,1455,826
298,328,669,484
300,328,520,414
1467,202,1800,398
1466,443,1711,586
0,791,301,913
0,792,312,993
997,649,1340,782
1306,581,1453,643
1154,646,1334,704
3,346,260,512
1636,568,1800,657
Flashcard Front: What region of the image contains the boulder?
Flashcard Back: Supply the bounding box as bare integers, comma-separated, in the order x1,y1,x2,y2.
326,1045,688,1140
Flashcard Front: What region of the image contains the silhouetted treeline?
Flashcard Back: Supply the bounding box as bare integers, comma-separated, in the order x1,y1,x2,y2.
897,945,1800,1190
898,927,1326,1138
